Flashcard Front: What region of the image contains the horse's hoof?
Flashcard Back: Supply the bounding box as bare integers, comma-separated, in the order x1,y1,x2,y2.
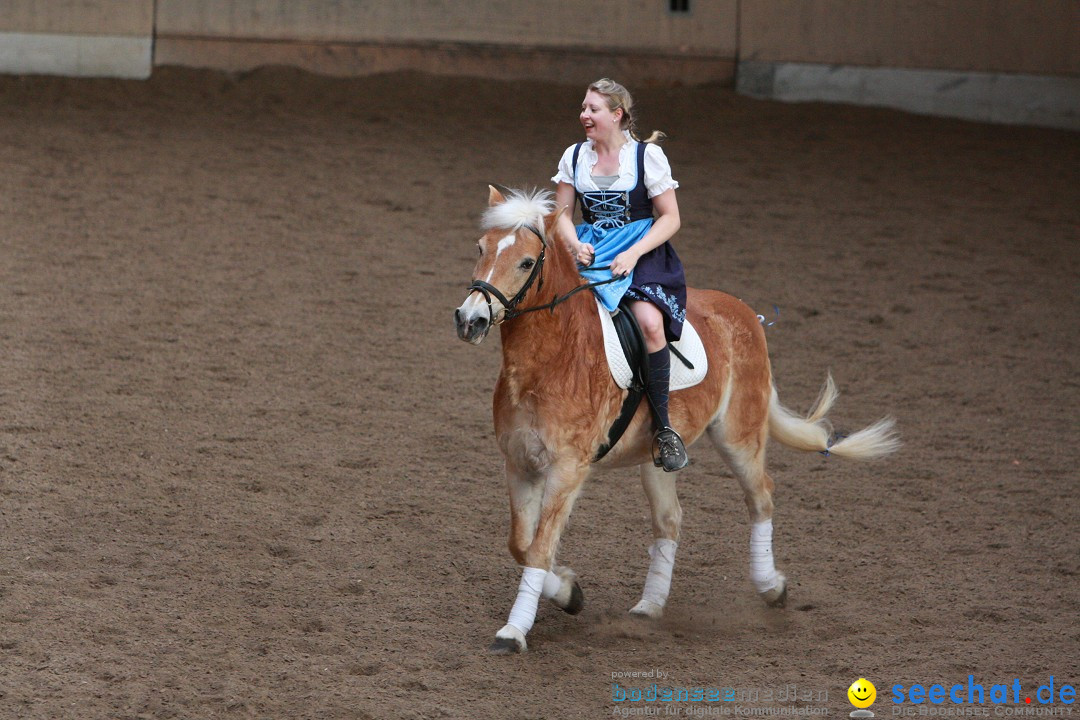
629,600,664,619
562,581,585,615
760,578,788,608
547,570,584,614
489,624,527,654
488,637,523,654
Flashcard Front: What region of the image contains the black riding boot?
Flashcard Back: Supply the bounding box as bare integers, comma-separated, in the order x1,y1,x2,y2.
647,347,689,472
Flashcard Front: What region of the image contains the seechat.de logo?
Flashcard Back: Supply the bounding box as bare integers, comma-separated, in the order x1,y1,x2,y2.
891,676,1076,711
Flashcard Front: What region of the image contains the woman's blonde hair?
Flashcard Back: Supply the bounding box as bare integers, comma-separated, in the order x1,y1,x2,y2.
587,78,667,143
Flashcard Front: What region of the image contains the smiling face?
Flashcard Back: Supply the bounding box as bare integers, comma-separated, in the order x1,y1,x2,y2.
848,679,877,708
580,90,623,142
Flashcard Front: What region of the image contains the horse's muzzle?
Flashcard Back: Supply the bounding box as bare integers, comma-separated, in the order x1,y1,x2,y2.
454,306,490,344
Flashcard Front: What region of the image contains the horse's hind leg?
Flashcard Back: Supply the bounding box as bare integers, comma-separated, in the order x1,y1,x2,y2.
706,424,787,607
629,463,682,619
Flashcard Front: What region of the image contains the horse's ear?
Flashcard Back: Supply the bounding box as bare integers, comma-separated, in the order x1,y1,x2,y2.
544,204,567,236
488,185,506,207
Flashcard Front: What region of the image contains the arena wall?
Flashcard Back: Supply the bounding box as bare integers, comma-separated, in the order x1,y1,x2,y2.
736,0,1080,130
0,0,152,78
0,1,1076,128
739,0,1079,76
151,0,738,86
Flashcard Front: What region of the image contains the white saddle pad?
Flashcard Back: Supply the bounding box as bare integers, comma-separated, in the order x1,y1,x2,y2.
596,298,708,391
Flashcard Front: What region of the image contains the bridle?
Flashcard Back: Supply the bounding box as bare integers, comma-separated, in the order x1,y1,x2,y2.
466,223,548,324
466,223,621,325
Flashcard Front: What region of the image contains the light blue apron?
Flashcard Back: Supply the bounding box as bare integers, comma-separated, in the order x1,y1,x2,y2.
577,218,654,312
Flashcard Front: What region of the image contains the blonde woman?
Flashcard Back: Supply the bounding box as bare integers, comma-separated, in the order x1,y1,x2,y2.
552,78,689,472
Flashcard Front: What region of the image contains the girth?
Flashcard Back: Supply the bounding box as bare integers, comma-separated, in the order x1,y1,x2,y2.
593,300,649,463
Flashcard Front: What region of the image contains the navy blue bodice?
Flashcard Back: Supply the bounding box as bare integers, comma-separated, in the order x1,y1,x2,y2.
572,141,653,229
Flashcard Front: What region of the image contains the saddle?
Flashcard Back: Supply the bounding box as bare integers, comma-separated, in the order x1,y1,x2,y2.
593,299,709,462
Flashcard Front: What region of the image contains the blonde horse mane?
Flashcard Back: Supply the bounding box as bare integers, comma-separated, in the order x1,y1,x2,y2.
481,188,555,232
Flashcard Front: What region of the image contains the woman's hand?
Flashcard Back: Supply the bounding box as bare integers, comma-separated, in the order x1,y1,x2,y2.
610,248,640,277
576,242,595,266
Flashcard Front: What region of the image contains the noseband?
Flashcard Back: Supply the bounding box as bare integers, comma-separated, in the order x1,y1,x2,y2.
467,224,547,324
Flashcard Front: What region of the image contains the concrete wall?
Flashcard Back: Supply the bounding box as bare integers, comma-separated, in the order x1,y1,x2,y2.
736,0,1080,130
152,0,738,86
740,0,1079,76
155,0,736,54
0,0,152,78
1,1,1076,127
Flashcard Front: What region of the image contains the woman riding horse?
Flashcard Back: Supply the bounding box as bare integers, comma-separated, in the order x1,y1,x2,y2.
553,78,689,472
454,82,900,655
455,186,898,654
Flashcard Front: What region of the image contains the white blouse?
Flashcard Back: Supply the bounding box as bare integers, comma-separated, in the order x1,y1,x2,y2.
551,132,679,198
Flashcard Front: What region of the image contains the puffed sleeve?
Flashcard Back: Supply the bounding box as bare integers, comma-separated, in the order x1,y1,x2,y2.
643,143,679,198
551,144,577,186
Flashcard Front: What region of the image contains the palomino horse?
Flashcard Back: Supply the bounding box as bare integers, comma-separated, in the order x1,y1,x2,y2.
454,187,899,654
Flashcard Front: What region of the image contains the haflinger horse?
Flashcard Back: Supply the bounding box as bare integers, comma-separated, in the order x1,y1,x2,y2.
454,186,899,654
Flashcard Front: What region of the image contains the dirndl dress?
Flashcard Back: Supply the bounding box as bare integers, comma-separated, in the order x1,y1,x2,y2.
571,141,687,342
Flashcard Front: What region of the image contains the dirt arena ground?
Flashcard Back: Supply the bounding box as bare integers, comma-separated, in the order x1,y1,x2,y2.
0,67,1077,719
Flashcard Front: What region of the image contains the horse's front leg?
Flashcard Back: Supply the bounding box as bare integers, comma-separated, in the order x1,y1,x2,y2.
492,458,589,654
629,463,683,619
503,457,582,615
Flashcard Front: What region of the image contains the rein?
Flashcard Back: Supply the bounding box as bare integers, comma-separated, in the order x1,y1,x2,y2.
467,224,621,324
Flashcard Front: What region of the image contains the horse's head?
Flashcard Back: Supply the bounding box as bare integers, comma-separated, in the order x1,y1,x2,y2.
454,186,561,344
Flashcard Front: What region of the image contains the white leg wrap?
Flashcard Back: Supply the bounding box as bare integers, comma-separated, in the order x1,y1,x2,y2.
630,539,677,618
749,520,781,593
541,570,563,600
640,539,678,607
506,566,547,636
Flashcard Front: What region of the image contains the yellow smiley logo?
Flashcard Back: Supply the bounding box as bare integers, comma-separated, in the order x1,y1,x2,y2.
848,678,877,709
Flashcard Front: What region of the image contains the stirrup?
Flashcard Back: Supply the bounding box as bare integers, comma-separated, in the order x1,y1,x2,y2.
652,427,689,472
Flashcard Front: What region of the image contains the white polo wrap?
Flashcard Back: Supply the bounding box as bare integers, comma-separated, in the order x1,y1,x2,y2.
640,539,678,607
541,570,563,599
749,519,780,592
506,566,547,635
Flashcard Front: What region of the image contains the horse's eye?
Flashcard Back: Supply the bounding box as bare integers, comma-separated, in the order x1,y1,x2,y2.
519,258,536,271
477,244,483,256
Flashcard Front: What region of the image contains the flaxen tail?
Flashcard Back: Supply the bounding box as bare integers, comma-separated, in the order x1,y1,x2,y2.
768,374,900,460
